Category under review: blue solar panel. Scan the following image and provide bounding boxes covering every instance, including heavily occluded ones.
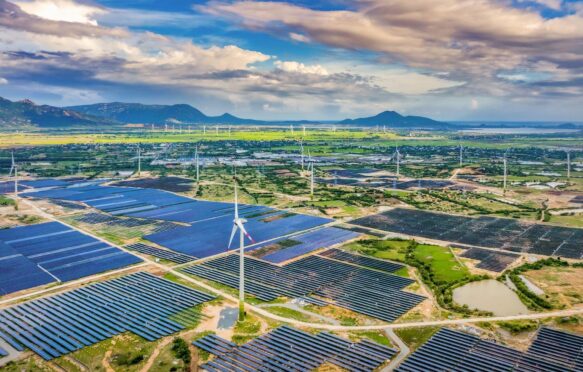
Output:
[146,212,332,258]
[0,222,142,295]
[259,227,360,263]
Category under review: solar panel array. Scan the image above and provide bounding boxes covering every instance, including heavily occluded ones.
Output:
[351,208,583,259]
[527,327,583,371]
[125,243,196,264]
[145,210,331,258]
[183,254,424,322]
[397,328,576,372]
[0,222,142,295]
[0,272,215,360]
[459,247,519,272]
[319,248,404,273]
[251,227,361,263]
[28,184,332,259]
[194,325,396,372]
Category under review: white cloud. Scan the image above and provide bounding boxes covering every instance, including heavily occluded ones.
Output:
[203,0,583,97]
[275,61,328,75]
[0,77,7,84]
[289,32,310,42]
[13,0,105,25]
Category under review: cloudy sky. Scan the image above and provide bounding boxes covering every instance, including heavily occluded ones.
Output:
[1,0,582,121]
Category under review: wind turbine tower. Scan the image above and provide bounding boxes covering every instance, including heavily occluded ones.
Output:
[567,151,571,179]
[9,151,18,196]
[137,145,141,176]
[503,152,508,192]
[310,162,315,197]
[395,147,401,176]
[459,145,463,167]
[195,145,200,182]
[303,126,306,136]
[228,183,255,320]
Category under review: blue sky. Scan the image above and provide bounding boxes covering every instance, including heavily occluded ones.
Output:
[0,0,582,121]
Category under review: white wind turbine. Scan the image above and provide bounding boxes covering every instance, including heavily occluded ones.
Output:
[9,151,18,196]
[300,141,305,171]
[459,145,463,167]
[394,146,401,176]
[566,151,571,179]
[503,150,509,192]
[227,182,255,320]
[195,145,200,182]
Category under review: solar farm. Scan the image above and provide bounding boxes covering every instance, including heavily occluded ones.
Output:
[194,325,397,371]
[397,327,583,371]
[183,252,425,322]
[0,136,581,370]
[0,272,214,360]
[351,208,583,259]
[0,221,142,295]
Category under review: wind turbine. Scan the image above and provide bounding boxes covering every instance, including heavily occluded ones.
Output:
[300,141,305,171]
[567,151,571,179]
[195,145,200,182]
[394,146,401,176]
[503,150,508,192]
[310,161,315,196]
[302,126,306,136]
[9,151,18,196]
[459,145,463,167]
[227,183,255,320]
[137,145,141,176]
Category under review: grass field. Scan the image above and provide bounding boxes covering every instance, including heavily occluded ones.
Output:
[413,244,470,283]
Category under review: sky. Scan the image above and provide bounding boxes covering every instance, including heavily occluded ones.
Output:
[0,0,583,121]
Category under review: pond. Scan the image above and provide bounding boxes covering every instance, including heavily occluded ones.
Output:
[453,279,529,316]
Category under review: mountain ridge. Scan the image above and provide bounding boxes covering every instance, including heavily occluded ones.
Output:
[0,96,447,129]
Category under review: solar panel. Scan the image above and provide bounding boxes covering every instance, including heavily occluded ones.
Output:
[195,325,396,371]
[0,272,215,360]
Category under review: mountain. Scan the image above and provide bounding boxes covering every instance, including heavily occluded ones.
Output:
[0,97,112,128]
[339,110,448,129]
[68,102,264,125]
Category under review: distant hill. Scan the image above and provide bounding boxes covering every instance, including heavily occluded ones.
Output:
[0,96,112,128]
[68,102,264,125]
[1,95,447,129]
[339,110,448,129]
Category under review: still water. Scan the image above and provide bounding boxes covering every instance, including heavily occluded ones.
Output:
[453,280,529,316]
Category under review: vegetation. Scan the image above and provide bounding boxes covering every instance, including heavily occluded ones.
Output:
[395,326,440,350]
[498,320,539,334]
[171,337,191,366]
[501,258,569,310]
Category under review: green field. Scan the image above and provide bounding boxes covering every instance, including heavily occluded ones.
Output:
[413,244,469,283]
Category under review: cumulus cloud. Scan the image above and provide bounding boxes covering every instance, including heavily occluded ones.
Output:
[13,0,105,25]
[0,77,7,84]
[275,61,328,75]
[202,0,583,97]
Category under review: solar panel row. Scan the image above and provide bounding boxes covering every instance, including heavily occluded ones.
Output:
[459,247,519,272]
[351,208,583,259]
[397,328,574,372]
[146,211,331,258]
[0,272,215,360]
[183,254,424,322]
[195,325,396,372]
[0,222,142,295]
[125,243,196,264]
[255,227,361,263]
[527,327,583,370]
[318,248,404,273]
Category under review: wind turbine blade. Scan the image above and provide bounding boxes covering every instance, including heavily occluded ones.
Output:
[228,224,238,249]
[237,221,255,243]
